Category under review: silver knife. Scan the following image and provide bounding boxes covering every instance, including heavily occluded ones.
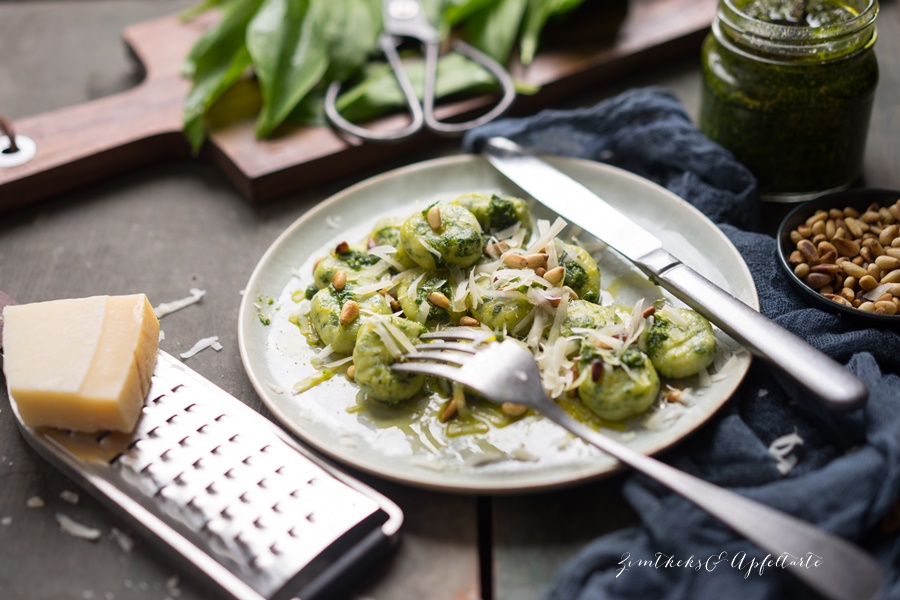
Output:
[481,137,867,410]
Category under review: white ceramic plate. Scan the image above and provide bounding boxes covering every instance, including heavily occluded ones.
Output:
[238,155,757,493]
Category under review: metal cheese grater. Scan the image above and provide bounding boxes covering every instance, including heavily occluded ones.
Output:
[6,350,403,600]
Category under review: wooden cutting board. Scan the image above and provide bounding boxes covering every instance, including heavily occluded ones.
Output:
[0,0,716,213]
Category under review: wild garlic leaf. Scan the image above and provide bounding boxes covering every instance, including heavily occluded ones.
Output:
[179,0,228,26]
[462,0,528,64]
[247,0,329,137]
[443,0,501,27]
[183,0,262,152]
[313,0,382,81]
[520,0,584,64]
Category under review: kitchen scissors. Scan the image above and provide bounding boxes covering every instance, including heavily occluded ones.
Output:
[324,0,517,142]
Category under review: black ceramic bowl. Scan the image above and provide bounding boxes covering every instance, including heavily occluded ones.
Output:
[777,188,900,327]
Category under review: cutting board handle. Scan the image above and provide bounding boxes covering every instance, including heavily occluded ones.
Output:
[0,78,188,212]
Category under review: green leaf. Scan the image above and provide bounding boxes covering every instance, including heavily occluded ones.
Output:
[443,0,500,27]
[182,0,262,153]
[178,0,227,24]
[335,52,499,123]
[286,87,327,127]
[461,0,527,64]
[520,0,584,64]
[247,0,329,138]
[312,0,382,81]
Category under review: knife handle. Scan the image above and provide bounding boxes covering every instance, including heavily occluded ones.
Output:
[639,249,868,410]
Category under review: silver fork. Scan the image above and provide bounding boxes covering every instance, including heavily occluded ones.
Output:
[392,330,884,600]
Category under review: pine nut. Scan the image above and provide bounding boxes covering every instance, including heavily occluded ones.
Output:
[875,301,897,315]
[427,205,442,230]
[332,270,347,290]
[806,210,828,225]
[501,402,527,417]
[427,291,451,309]
[502,253,528,268]
[881,269,900,284]
[459,316,479,327]
[346,365,356,381]
[543,266,566,285]
[846,218,864,238]
[858,275,878,291]
[339,300,360,325]
[484,241,509,256]
[797,239,818,263]
[832,237,860,257]
[804,273,833,289]
[823,293,852,307]
[840,261,867,279]
[524,253,549,269]
[875,255,900,271]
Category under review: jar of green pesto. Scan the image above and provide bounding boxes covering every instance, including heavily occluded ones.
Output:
[699,0,879,202]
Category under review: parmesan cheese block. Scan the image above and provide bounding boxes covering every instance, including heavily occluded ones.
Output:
[2,294,159,433]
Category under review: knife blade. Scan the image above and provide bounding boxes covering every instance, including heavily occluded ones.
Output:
[481,136,867,410]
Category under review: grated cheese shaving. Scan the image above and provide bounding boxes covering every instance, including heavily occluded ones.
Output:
[644,403,687,430]
[374,321,404,359]
[383,319,418,354]
[367,245,406,271]
[419,238,442,259]
[56,513,101,541]
[417,299,431,324]
[493,222,521,241]
[697,367,712,388]
[768,431,804,475]
[348,259,392,281]
[661,305,688,328]
[526,217,567,255]
[153,288,206,319]
[406,272,425,305]
[352,277,395,296]
[322,356,354,369]
[180,336,220,360]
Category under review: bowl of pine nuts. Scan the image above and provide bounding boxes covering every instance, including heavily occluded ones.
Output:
[777,188,900,325]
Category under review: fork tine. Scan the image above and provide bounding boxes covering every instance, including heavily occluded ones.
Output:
[420,330,489,342]
[392,362,463,381]
[403,350,468,366]
[412,341,478,354]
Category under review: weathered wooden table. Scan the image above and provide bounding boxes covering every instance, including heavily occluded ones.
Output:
[0,2,897,599]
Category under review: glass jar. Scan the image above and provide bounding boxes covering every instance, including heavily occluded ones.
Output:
[699,0,879,202]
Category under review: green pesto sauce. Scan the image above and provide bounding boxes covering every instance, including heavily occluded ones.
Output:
[699,0,878,195]
[341,250,382,271]
[742,0,860,26]
[486,194,519,231]
[564,261,588,291]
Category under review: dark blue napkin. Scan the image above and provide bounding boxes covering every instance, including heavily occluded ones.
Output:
[463,87,900,600]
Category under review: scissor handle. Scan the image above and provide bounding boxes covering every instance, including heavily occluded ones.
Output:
[423,39,516,135]
[325,35,425,143]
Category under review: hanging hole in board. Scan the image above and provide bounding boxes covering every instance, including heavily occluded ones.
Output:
[0,134,36,168]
